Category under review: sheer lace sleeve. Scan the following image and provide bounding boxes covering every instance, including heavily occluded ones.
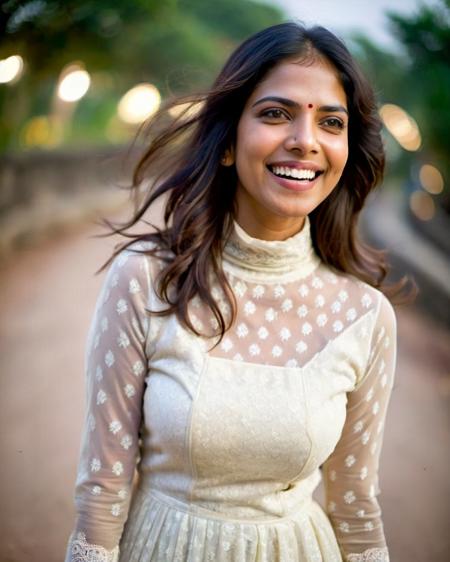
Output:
[322,293,397,562]
[65,247,151,562]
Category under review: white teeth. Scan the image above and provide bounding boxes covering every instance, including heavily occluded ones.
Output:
[271,166,317,180]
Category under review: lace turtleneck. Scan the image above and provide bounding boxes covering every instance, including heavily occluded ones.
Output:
[222,216,321,282]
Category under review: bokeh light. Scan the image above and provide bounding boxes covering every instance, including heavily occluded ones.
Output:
[0,55,24,84]
[409,190,435,221]
[117,84,161,124]
[379,103,421,151]
[419,164,444,195]
[57,65,91,102]
[21,116,54,147]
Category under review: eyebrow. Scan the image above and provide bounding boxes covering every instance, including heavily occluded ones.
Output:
[252,96,348,115]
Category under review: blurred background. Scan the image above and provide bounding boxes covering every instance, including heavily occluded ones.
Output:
[0,1,448,561]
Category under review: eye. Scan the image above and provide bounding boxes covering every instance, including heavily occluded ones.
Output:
[260,108,289,120]
[321,117,345,130]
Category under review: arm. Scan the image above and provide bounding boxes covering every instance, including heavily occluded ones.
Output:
[65,248,151,562]
[322,294,397,562]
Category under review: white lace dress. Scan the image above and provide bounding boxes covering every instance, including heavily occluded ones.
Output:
[65,218,395,562]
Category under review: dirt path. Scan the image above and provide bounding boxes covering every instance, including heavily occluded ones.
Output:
[0,222,448,562]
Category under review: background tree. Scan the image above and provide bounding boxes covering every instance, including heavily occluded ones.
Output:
[352,0,449,213]
[387,0,450,181]
[0,0,283,149]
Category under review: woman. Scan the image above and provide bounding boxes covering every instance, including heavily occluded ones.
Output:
[66,22,399,562]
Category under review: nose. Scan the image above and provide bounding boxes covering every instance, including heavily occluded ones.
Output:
[284,115,319,154]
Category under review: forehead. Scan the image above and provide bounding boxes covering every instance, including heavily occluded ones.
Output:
[248,58,347,106]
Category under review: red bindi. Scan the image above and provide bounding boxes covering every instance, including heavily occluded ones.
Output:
[307,103,313,108]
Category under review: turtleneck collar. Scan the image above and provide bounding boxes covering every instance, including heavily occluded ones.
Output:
[222,217,321,283]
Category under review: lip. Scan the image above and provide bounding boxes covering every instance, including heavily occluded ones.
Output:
[267,167,322,192]
[268,160,324,172]
[266,161,325,192]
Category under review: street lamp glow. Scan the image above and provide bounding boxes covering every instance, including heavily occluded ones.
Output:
[118,84,161,124]
[409,191,435,221]
[419,164,444,195]
[58,69,91,102]
[0,55,24,84]
[379,103,421,151]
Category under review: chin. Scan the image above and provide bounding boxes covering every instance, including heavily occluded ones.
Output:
[272,202,318,219]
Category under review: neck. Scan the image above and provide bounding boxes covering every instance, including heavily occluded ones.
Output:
[234,213,306,242]
[222,216,320,283]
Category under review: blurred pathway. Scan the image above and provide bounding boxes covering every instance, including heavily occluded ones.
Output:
[0,222,449,562]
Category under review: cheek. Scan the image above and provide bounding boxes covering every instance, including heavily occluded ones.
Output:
[327,137,349,172]
[236,121,278,163]
[338,146,349,171]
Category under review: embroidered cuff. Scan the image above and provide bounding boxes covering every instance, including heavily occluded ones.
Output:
[66,532,119,562]
[347,547,389,562]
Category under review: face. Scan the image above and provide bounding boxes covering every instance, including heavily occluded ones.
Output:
[231,56,349,240]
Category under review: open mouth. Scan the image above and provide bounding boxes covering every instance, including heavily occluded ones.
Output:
[268,165,324,182]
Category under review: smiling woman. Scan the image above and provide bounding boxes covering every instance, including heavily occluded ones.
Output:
[65,22,401,562]
[231,58,349,239]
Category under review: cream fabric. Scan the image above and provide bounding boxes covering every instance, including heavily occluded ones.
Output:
[65,218,396,562]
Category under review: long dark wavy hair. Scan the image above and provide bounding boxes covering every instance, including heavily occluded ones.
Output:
[100,22,406,339]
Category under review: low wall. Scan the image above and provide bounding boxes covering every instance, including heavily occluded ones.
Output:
[363,191,450,326]
[0,147,137,257]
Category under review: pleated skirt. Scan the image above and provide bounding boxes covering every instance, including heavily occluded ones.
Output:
[119,487,343,562]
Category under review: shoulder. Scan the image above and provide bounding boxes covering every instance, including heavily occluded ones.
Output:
[372,291,397,347]
[331,269,394,315]
[108,239,167,278]
[356,282,396,331]
[319,266,396,337]
[103,241,175,317]
[348,279,397,348]
[103,241,159,298]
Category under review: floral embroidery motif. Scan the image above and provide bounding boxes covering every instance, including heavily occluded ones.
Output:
[132,360,144,376]
[68,532,119,562]
[112,461,123,476]
[124,384,136,398]
[120,434,132,450]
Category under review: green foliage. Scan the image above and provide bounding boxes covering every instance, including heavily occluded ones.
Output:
[387,1,450,170]
[178,0,282,42]
[351,0,450,190]
[0,0,284,150]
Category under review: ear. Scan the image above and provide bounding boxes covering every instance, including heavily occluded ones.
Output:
[220,147,235,166]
